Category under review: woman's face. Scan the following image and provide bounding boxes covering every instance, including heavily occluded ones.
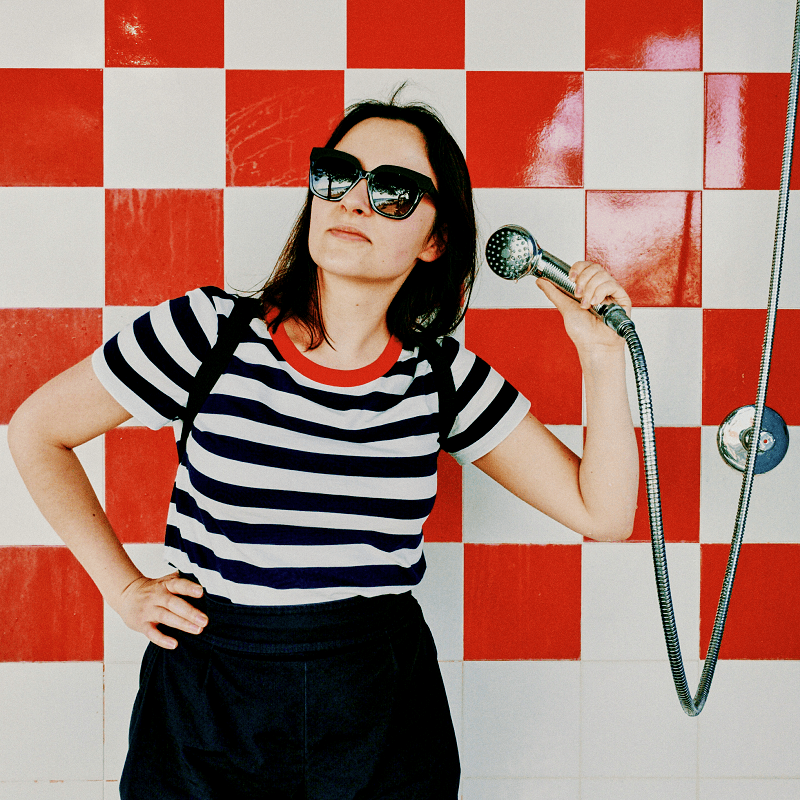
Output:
[308,117,442,294]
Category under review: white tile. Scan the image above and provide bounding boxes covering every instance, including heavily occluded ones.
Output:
[103,782,121,800]
[101,306,154,343]
[0,782,104,800]
[700,426,800,543]
[699,779,800,800]
[224,187,307,296]
[702,190,800,310]
[462,426,584,544]
[224,0,346,69]
[344,70,467,154]
[104,69,226,189]
[582,542,700,662]
[0,188,104,308]
[465,0,584,72]
[584,73,704,190]
[471,189,586,309]
[704,0,798,73]
[0,0,104,68]
[698,661,800,778]
[624,308,703,427]
[581,661,699,777]
[1,429,104,546]
[463,661,580,778]
[0,663,103,780]
[412,542,463,661]
[439,660,464,760]
[104,544,170,663]
[581,778,697,800]
[104,662,142,783]
[463,777,579,800]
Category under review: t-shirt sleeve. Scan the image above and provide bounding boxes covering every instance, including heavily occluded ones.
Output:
[441,338,531,465]
[91,286,235,430]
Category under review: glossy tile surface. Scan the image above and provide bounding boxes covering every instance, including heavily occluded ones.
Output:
[705,73,800,189]
[586,191,702,307]
[105,0,224,67]
[467,72,583,188]
[586,0,702,70]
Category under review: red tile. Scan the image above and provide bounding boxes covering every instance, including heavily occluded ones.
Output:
[586,191,701,307]
[347,0,463,69]
[105,189,224,307]
[105,0,224,67]
[0,547,103,661]
[423,452,462,543]
[586,0,702,70]
[628,427,701,543]
[701,543,800,659]
[464,544,582,660]
[226,71,344,187]
[705,74,800,189]
[0,308,103,425]
[702,309,800,426]
[467,72,583,188]
[465,308,583,425]
[0,69,103,187]
[105,427,179,544]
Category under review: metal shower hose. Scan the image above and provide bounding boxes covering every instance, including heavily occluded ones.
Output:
[626,0,800,716]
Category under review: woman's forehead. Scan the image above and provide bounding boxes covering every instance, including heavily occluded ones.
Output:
[334,118,435,181]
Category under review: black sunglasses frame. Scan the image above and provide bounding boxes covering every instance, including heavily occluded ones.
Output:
[309,147,437,220]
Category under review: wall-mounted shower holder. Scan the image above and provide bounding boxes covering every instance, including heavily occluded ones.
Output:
[717,405,789,474]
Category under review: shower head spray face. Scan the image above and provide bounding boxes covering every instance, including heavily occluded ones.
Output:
[485,224,542,280]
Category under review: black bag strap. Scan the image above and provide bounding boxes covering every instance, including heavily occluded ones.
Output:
[176,296,262,462]
[419,337,458,449]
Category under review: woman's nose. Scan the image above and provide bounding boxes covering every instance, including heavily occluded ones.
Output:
[340,176,372,215]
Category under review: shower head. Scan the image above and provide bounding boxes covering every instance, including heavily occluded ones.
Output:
[484,223,634,337]
[485,224,543,280]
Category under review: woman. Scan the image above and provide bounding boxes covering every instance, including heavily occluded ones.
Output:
[8,97,638,799]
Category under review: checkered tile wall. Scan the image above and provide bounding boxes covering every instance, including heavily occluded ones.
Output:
[2,1,800,798]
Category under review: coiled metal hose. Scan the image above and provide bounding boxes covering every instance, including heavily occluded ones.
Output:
[628,0,800,716]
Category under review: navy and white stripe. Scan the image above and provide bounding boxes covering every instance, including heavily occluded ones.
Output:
[93,287,530,605]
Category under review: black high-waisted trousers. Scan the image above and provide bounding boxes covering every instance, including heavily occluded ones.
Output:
[119,587,460,799]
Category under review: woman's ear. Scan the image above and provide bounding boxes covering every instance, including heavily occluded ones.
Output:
[418,224,447,263]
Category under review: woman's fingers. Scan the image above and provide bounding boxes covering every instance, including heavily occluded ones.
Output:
[117,573,208,649]
[568,262,631,313]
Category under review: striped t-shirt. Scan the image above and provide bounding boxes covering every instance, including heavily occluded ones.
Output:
[93,287,530,605]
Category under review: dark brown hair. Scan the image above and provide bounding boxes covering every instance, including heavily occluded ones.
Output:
[258,93,477,349]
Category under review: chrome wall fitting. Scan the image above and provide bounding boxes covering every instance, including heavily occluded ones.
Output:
[718,405,789,474]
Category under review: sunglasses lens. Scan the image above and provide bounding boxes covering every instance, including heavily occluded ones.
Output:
[369,173,419,218]
[310,156,358,200]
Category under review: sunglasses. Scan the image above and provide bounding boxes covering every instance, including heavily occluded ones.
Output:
[309,147,437,220]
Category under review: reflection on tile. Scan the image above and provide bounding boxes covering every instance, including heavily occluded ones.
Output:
[705,74,800,190]
[586,191,701,307]
[467,72,583,188]
[586,0,702,70]
[105,0,224,68]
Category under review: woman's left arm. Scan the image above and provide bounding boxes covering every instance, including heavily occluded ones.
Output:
[473,263,639,542]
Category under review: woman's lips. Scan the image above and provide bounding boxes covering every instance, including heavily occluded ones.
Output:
[328,226,371,242]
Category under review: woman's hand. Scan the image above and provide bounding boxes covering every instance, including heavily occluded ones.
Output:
[114,572,208,650]
[536,261,631,353]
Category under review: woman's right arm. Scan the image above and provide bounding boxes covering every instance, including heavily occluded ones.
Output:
[7,355,207,649]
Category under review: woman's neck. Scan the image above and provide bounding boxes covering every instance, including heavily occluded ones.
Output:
[283,276,396,370]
